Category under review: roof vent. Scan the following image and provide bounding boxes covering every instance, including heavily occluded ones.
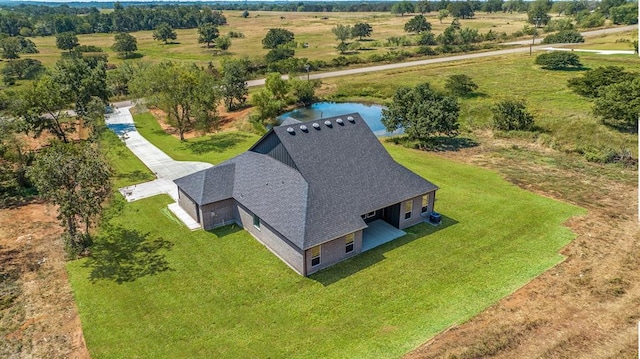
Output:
[286,127,295,134]
[324,120,332,127]
[300,125,308,132]
[312,123,320,130]
[347,116,355,123]
[336,118,344,125]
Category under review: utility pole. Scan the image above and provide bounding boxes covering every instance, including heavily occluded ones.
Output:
[530,17,541,56]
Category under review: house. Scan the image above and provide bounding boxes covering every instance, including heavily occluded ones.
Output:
[174,113,438,276]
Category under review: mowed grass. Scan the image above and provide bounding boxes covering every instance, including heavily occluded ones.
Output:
[324,50,640,157]
[27,10,535,68]
[67,141,583,358]
[100,129,155,188]
[132,112,260,164]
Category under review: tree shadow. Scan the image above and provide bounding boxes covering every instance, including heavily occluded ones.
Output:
[114,170,154,184]
[386,136,479,152]
[312,214,458,286]
[185,132,252,155]
[84,226,173,284]
[206,223,242,237]
[122,53,144,60]
[461,91,489,99]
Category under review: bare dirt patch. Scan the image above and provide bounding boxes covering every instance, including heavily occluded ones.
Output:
[0,202,89,359]
[150,104,252,139]
[405,138,640,358]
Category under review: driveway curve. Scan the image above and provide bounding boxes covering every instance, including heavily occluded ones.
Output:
[105,105,212,202]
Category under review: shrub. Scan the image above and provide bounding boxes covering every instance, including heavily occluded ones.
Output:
[228,31,245,38]
[76,45,104,53]
[492,99,534,131]
[541,29,584,44]
[535,51,582,70]
[445,74,478,96]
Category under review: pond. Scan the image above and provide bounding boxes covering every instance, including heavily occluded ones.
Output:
[278,102,403,137]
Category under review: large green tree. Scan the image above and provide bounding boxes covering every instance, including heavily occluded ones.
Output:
[27,141,111,253]
[391,0,415,16]
[131,61,221,140]
[111,32,138,58]
[52,57,109,118]
[382,82,460,144]
[352,22,373,40]
[14,74,74,143]
[262,28,294,49]
[197,23,220,48]
[221,58,250,111]
[55,31,79,51]
[153,23,177,44]
[265,72,289,102]
[528,0,552,26]
[404,14,432,34]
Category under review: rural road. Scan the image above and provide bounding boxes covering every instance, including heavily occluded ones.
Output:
[246,25,637,87]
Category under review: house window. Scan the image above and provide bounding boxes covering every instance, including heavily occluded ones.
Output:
[421,195,428,214]
[253,214,260,230]
[345,233,354,253]
[404,200,413,220]
[311,246,321,266]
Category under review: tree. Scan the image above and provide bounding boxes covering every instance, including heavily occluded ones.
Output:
[492,99,534,131]
[265,72,289,102]
[289,77,319,106]
[593,77,640,131]
[352,22,373,40]
[382,82,460,144]
[198,23,219,48]
[1,58,44,80]
[131,62,220,140]
[216,36,231,51]
[528,0,552,26]
[445,74,478,96]
[535,51,582,70]
[27,141,111,254]
[13,75,74,143]
[242,10,250,18]
[483,0,505,13]
[221,58,249,111]
[55,32,79,51]
[107,61,144,97]
[609,3,639,25]
[265,48,295,63]
[262,28,295,49]
[404,15,432,34]
[52,57,109,118]
[447,2,475,19]
[153,23,177,44]
[251,88,284,123]
[332,24,353,47]
[541,30,584,44]
[438,9,450,24]
[0,36,21,59]
[111,32,137,58]
[391,1,415,16]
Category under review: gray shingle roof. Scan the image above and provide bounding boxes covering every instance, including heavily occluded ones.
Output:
[175,113,438,250]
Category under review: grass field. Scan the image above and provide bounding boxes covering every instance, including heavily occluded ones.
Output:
[26,10,538,68]
[67,138,583,358]
[322,50,640,159]
[132,111,260,164]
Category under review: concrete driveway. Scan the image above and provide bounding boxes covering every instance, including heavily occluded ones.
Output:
[105,105,212,203]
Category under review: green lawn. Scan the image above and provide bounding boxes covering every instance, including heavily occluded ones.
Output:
[68,142,583,358]
[100,129,155,188]
[132,112,260,164]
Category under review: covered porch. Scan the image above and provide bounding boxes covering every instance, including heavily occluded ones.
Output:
[361,219,406,252]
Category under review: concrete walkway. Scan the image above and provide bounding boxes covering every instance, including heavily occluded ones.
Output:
[105,105,212,230]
